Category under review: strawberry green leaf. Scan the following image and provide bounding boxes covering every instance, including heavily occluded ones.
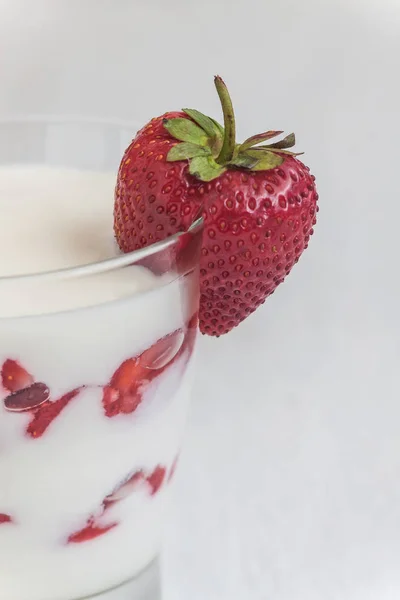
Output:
[230,152,259,169]
[266,132,296,149]
[189,156,226,182]
[246,149,284,170]
[240,131,283,152]
[209,118,224,154]
[163,118,209,146]
[182,109,221,140]
[167,142,211,162]
[264,148,304,156]
[210,117,224,137]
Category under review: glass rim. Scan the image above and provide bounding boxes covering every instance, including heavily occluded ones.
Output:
[0,115,203,283]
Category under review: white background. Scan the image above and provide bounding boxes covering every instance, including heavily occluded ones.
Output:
[1,1,400,599]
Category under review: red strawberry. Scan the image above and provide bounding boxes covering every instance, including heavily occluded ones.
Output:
[1,359,33,393]
[0,514,12,524]
[26,387,81,439]
[102,328,188,418]
[67,520,117,544]
[102,359,143,417]
[114,76,318,336]
[67,465,168,544]
[136,219,203,277]
[109,358,143,395]
[103,470,144,508]
[146,466,167,495]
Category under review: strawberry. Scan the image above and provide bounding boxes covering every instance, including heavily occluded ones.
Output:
[103,470,144,508]
[146,466,166,495]
[1,359,33,393]
[26,387,82,439]
[0,514,12,524]
[114,76,318,336]
[67,520,117,544]
[0,359,82,437]
[67,465,167,544]
[102,326,191,418]
[102,359,143,417]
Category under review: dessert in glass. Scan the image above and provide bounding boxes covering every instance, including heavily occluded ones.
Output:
[0,118,202,600]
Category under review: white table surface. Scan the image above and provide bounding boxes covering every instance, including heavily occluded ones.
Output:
[1,1,400,599]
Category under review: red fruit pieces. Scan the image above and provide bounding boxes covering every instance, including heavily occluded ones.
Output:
[102,385,143,418]
[0,514,12,524]
[103,329,185,418]
[1,359,33,393]
[104,465,168,500]
[146,466,167,495]
[0,359,83,439]
[106,466,167,505]
[66,465,168,545]
[110,358,143,396]
[67,520,117,544]
[102,357,144,417]
[102,385,122,418]
[103,470,144,508]
[26,387,81,439]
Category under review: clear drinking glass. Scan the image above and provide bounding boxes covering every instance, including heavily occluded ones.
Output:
[0,119,202,600]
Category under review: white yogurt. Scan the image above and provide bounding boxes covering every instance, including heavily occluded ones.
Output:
[0,166,118,276]
[0,166,198,600]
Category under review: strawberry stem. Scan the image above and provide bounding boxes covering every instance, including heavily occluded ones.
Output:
[214,76,236,165]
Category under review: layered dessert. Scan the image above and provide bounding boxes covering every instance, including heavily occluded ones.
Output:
[0,166,198,600]
[0,76,319,600]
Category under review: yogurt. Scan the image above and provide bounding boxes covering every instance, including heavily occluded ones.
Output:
[0,166,199,600]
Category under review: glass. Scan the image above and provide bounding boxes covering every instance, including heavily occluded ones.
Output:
[0,119,203,600]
